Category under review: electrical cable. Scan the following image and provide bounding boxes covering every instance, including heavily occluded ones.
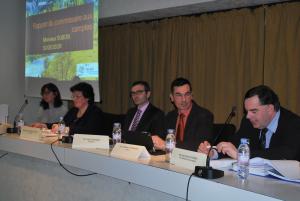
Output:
[186,173,194,201]
[50,139,97,177]
[0,152,8,159]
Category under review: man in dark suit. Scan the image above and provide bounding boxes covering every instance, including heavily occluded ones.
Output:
[199,85,300,160]
[123,81,164,138]
[152,77,213,152]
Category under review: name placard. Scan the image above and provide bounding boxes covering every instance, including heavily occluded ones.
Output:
[20,126,42,141]
[111,143,150,160]
[72,134,109,150]
[170,148,207,170]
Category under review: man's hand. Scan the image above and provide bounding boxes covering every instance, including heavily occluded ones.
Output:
[198,141,211,154]
[216,142,238,159]
[151,135,165,150]
[198,141,216,158]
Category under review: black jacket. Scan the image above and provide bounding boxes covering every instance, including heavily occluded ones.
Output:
[64,104,105,135]
[232,107,300,160]
[165,102,213,151]
[123,103,165,138]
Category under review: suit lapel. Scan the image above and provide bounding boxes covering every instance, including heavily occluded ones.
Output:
[168,110,178,130]
[269,108,283,147]
[183,104,195,138]
[125,107,137,131]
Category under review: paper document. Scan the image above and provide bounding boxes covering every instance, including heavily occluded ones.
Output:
[211,158,236,170]
[232,157,300,183]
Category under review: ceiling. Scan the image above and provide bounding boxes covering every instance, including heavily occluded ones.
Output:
[99,0,290,26]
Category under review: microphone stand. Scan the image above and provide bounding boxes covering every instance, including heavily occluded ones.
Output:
[7,99,28,133]
[194,106,236,179]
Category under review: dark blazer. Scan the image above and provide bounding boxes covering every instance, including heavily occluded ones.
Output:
[165,102,214,151]
[232,107,300,160]
[64,104,105,135]
[123,103,165,138]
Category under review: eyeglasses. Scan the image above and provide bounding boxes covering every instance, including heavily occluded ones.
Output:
[173,91,192,98]
[130,90,146,96]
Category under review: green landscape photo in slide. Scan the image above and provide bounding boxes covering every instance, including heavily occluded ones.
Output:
[25,0,99,81]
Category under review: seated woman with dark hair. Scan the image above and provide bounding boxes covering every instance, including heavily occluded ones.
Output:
[64,82,105,135]
[32,83,67,128]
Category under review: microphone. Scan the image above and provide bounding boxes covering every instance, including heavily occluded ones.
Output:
[7,99,29,133]
[194,106,236,179]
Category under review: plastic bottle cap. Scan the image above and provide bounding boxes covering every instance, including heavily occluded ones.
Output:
[240,138,249,144]
[113,122,121,127]
[167,129,175,134]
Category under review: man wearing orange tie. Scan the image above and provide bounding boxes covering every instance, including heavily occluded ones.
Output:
[152,77,213,151]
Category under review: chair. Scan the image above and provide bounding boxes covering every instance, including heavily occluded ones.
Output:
[212,123,236,145]
[101,112,126,136]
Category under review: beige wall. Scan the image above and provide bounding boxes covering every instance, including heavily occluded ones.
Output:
[0,0,26,123]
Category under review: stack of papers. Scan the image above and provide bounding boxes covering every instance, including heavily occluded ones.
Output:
[232,157,300,183]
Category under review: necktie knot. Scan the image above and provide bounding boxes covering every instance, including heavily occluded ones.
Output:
[179,113,185,119]
[261,128,268,135]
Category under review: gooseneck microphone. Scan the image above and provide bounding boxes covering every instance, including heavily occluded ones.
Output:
[194,106,236,179]
[7,99,29,133]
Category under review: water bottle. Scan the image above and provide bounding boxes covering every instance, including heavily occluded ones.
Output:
[165,129,176,162]
[112,123,122,146]
[58,117,66,139]
[237,138,250,180]
[16,113,24,134]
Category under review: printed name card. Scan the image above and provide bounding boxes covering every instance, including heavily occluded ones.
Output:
[20,126,42,141]
[72,134,109,149]
[170,148,207,170]
[111,143,150,160]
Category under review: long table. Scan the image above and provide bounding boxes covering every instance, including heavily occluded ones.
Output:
[0,134,299,201]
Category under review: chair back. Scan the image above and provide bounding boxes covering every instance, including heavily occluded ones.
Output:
[101,112,126,136]
[212,123,236,145]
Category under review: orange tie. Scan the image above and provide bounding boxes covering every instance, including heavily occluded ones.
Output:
[176,113,185,142]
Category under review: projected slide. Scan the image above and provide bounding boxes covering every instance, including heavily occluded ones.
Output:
[25,0,99,100]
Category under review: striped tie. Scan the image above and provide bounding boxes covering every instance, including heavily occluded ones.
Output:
[130,109,142,131]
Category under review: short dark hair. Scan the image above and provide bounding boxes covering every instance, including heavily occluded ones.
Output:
[70,82,95,104]
[131,81,150,92]
[170,77,192,93]
[40,83,63,110]
[244,85,280,111]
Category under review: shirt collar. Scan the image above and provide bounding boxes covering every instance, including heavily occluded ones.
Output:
[266,110,280,133]
[137,101,149,112]
[178,102,193,117]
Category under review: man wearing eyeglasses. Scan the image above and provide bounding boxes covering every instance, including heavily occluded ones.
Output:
[152,77,213,151]
[123,81,165,138]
